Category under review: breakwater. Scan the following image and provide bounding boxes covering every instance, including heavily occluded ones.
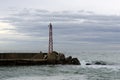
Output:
[0,52,80,66]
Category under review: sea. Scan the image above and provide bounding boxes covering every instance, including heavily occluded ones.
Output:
[0,51,120,80]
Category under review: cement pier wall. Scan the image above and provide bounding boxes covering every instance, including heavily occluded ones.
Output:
[0,53,46,59]
[0,53,80,66]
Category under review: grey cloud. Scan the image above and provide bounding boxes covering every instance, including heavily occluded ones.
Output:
[2,9,120,24]
[1,9,120,45]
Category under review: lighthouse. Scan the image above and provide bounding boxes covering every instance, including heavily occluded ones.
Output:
[48,23,53,54]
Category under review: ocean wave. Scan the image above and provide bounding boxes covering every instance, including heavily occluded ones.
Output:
[4,75,87,80]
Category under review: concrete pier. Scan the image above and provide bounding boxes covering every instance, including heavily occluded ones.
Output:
[0,52,80,66]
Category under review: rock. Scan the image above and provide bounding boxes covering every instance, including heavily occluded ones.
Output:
[65,56,80,65]
[58,53,65,61]
[56,53,65,64]
[93,61,106,65]
[65,56,72,64]
[47,53,58,64]
[52,51,58,55]
[71,58,80,65]
[66,56,72,60]
[85,61,107,65]
[86,63,92,65]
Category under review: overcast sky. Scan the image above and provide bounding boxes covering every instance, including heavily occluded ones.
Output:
[0,0,120,53]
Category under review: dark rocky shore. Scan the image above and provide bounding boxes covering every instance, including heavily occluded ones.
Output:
[0,51,80,66]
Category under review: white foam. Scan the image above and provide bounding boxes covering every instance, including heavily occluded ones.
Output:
[80,60,86,66]
[5,75,87,80]
[81,65,120,72]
